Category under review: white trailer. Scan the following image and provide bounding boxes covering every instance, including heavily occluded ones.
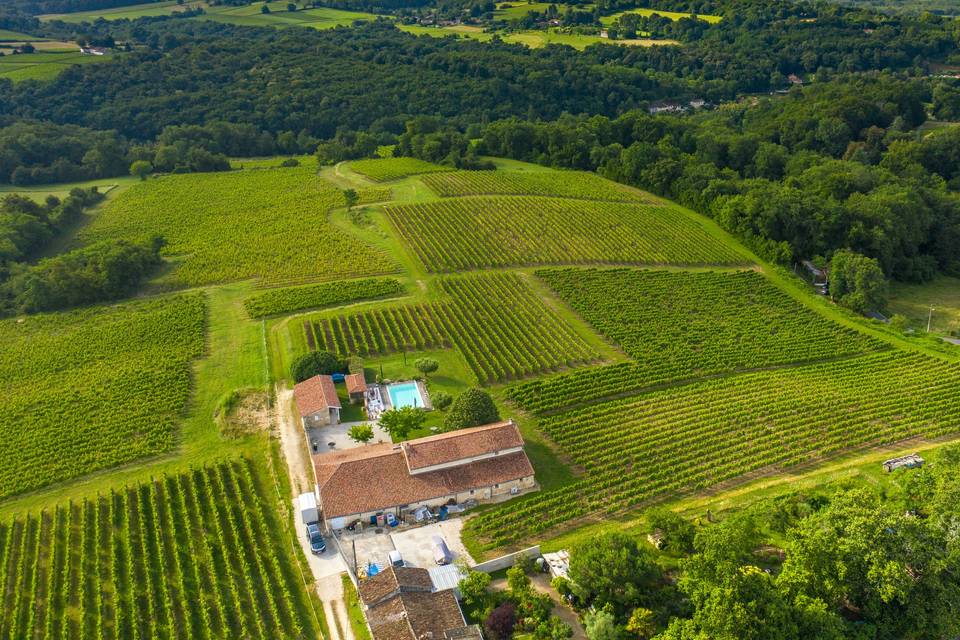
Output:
[298,492,319,524]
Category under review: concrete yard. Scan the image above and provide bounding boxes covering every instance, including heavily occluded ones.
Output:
[391,519,472,569]
[306,420,392,454]
[336,516,474,575]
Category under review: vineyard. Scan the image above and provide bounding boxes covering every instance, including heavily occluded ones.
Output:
[420,170,652,202]
[508,268,886,412]
[0,294,206,500]
[303,272,600,383]
[469,350,960,548]
[80,168,397,287]
[384,196,748,272]
[244,277,405,318]
[348,157,453,182]
[0,459,321,639]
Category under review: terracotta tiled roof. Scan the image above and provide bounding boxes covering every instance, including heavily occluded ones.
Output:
[359,566,433,606]
[346,373,368,395]
[402,421,523,471]
[294,375,341,417]
[315,448,534,519]
[361,572,466,640]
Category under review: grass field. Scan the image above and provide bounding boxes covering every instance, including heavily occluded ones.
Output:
[41,0,381,29]
[385,196,749,272]
[600,7,723,24]
[78,168,398,288]
[0,459,322,639]
[0,294,206,500]
[0,29,41,40]
[0,50,113,82]
[0,176,137,203]
[398,23,678,49]
[888,276,960,334]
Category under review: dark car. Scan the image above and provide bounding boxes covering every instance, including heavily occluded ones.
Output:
[306,522,326,554]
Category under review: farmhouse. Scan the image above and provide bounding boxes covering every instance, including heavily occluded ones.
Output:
[294,374,341,427]
[359,566,482,640]
[314,421,536,528]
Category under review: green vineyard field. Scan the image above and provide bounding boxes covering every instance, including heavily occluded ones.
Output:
[244,277,405,318]
[0,294,206,500]
[508,268,886,412]
[384,196,748,272]
[349,157,453,182]
[303,272,599,383]
[0,459,320,639]
[421,170,652,202]
[80,168,397,287]
[470,351,960,548]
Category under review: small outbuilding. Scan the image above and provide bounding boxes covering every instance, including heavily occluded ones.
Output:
[345,373,368,405]
[883,454,924,473]
[294,374,341,427]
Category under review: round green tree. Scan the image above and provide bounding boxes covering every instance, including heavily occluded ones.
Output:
[444,388,500,431]
[291,350,344,382]
[130,160,153,181]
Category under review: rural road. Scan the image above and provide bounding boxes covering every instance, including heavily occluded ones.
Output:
[277,385,355,640]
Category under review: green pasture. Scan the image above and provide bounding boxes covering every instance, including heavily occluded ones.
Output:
[600,7,723,24]
[0,49,113,82]
[41,0,382,28]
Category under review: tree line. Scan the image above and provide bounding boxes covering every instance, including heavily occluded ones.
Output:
[554,446,960,639]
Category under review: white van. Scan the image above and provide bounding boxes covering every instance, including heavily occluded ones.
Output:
[388,550,403,567]
[432,535,453,565]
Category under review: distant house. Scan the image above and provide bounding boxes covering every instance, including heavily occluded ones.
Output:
[787,73,803,85]
[689,98,707,109]
[345,373,367,405]
[294,374,341,427]
[883,454,924,473]
[648,101,686,115]
[315,421,536,528]
[358,566,482,640]
[79,46,108,56]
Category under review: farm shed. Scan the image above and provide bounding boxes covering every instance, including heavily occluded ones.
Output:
[345,373,368,404]
[883,454,924,473]
[294,374,341,427]
[358,566,477,640]
[314,421,536,528]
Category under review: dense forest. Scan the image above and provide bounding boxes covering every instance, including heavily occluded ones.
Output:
[0,0,959,293]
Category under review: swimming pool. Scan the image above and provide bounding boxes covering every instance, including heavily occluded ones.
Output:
[387,381,426,409]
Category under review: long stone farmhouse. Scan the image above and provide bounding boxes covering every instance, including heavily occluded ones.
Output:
[313,421,536,528]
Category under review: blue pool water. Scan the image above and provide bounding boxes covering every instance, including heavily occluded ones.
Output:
[388,382,425,409]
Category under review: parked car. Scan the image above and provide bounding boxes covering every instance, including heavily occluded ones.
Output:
[306,522,326,554]
[432,535,453,565]
[388,550,403,567]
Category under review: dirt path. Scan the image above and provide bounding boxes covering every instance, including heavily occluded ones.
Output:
[318,574,356,640]
[276,385,312,495]
[490,575,585,639]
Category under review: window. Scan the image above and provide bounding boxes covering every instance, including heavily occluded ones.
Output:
[494,484,499,488]
[470,490,474,495]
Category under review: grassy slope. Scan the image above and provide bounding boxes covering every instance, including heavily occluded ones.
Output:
[888,276,960,334]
